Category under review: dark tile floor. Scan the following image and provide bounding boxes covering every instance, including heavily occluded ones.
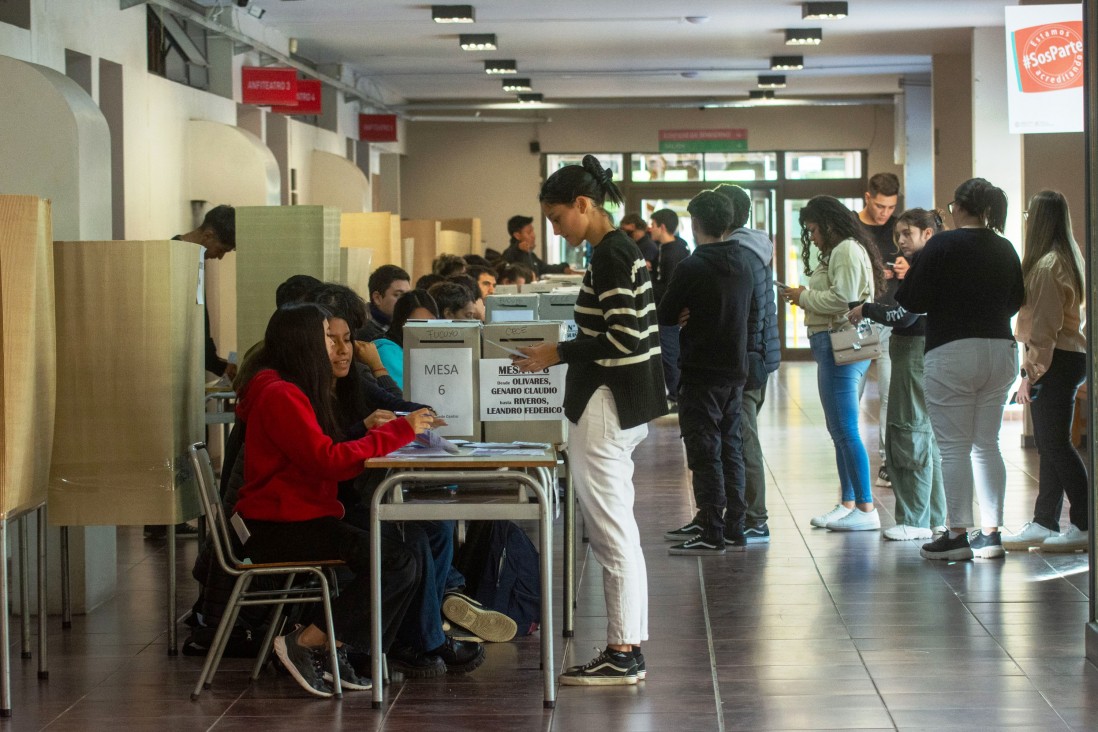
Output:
[4,362,1096,731]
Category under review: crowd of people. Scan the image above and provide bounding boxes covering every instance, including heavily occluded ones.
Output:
[190,161,1089,696]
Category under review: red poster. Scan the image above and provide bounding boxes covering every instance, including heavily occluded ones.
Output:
[271,79,322,115]
[1013,21,1084,93]
[241,67,298,106]
[359,114,398,142]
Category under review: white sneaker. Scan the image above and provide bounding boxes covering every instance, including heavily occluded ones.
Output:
[1041,525,1089,553]
[827,508,881,532]
[883,524,933,541]
[1002,522,1057,550]
[811,504,852,528]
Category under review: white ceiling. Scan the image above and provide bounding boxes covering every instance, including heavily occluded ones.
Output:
[244,0,1018,109]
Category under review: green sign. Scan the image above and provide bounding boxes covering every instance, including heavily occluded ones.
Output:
[659,138,749,153]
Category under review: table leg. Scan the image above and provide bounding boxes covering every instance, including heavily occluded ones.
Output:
[18,517,31,659]
[167,523,178,656]
[562,452,575,638]
[59,527,71,630]
[536,467,556,709]
[36,508,48,680]
[369,495,384,709]
[1,519,11,717]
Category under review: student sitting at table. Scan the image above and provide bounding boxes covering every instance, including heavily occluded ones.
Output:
[233,302,434,697]
[428,281,480,321]
[374,289,440,391]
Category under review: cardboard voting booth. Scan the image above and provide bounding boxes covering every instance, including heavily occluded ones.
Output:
[518,281,557,294]
[403,321,482,440]
[485,293,540,323]
[50,240,204,526]
[481,322,568,444]
[493,284,519,295]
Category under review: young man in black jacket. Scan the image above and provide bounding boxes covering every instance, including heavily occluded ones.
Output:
[658,191,753,555]
[650,208,690,409]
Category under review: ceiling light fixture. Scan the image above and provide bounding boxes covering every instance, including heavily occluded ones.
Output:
[484,59,517,74]
[802,2,848,20]
[247,4,265,19]
[432,5,475,23]
[757,74,787,89]
[517,93,544,104]
[785,28,823,45]
[459,33,497,50]
[502,78,532,92]
[749,90,776,100]
[770,55,804,71]
[684,16,709,24]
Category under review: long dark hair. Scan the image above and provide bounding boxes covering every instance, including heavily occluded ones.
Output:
[953,177,1008,233]
[539,154,625,210]
[895,207,944,238]
[388,289,439,347]
[262,303,340,439]
[799,195,886,295]
[1022,190,1084,304]
[307,288,369,429]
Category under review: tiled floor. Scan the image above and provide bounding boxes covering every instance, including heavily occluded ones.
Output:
[4,362,1096,731]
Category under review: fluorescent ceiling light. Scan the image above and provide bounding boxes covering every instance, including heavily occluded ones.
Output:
[460,34,497,50]
[758,75,787,89]
[517,93,544,104]
[484,59,517,74]
[749,90,776,100]
[771,55,804,71]
[786,28,823,45]
[432,5,475,23]
[502,78,532,92]
[802,2,848,20]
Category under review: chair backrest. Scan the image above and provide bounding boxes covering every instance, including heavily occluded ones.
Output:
[188,442,247,576]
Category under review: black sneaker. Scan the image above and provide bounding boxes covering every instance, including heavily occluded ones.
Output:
[273,627,333,698]
[664,513,705,542]
[920,531,974,561]
[441,591,517,643]
[876,464,891,487]
[560,647,638,686]
[723,528,748,552]
[387,641,446,679]
[321,645,372,691]
[969,530,1005,559]
[632,648,646,681]
[430,637,486,674]
[669,534,726,556]
[743,524,770,543]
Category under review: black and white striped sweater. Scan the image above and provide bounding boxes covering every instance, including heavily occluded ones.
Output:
[558,229,667,429]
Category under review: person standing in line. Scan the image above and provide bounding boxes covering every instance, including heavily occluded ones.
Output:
[501,215,577,277]
[650,208,689,410]
[847,208,946,541]
[780,196,886,532]
[1003,190,1089,553]
[619,212,658,271]
[659,190,753,555]
[857,173,901,488]
[514,155,665,686]
[714,184,781,543]
[897,178,1024,561]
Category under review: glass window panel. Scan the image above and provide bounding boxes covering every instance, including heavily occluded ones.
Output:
[631,153,703,182]
[784,151,862,180]
[543,155,624,266]
[703,152,778,182]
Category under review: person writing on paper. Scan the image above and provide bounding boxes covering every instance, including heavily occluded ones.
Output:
[373,289,440,391]
[780,196,885,532]
[513,155,665,686]
[233,303,433,697]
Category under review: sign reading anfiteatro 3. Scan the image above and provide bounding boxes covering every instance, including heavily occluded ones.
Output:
[1005,4,1083,134]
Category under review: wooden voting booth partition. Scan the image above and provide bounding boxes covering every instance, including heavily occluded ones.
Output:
[341,212,401,295]
[401,219,480,280]
[439,218,481,256]
[0,196,56,715]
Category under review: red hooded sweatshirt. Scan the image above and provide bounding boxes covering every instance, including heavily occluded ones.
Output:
[234,369,415,522]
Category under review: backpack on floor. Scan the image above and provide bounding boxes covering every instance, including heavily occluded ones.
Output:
[454,520,540,636]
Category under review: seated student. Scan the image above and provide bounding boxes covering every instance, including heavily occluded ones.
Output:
[445,274,485,321]
[429,281,479,321]
[496,263,536,287]
[463,253,492,268]
[374,289,440,391]
[359,265,411,342]
[466,265,497,299]
[432,253,467,278]
[233,303,433,697]
[415,273,445,291]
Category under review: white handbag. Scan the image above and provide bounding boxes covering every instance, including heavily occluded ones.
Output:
[829,321,883,365]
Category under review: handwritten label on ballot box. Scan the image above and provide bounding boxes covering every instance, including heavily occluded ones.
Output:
[408,347,474,435]
[479,360,567,421]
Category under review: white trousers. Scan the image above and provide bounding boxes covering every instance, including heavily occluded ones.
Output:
[567,386,649,646]
[924,338,1018,528]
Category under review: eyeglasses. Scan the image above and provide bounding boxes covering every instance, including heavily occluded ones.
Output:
[946,201,955,214]
[1023,211,1029,221]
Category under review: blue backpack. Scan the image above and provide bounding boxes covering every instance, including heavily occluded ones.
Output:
[455,520,541,636]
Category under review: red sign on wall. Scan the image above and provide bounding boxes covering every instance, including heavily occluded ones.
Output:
[359,114,398,142]
[1012,21,1084,93]
[271,79,323,115]
[241,67,298,106]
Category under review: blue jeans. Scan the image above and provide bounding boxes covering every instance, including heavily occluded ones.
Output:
[809,331,872,505]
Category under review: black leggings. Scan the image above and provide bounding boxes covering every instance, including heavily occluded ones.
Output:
[1030,349,1088,531]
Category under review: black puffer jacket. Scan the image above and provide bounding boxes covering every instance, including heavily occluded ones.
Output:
[730,227,781,389]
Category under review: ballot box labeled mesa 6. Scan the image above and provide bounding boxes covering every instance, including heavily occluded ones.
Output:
[403,320,481,440]
[481,321,568,444]
[485,293,539,323]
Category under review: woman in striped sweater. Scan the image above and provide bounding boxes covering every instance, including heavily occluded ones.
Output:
[514,155,666,686]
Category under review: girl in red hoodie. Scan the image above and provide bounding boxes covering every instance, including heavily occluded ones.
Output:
[234,303,432,697]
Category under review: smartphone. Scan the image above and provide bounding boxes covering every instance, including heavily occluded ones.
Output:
[774,280,790,289]
[1009,383,1042,404]
[885,262,896,269]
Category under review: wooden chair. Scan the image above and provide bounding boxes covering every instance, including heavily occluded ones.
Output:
[186,443,346,699]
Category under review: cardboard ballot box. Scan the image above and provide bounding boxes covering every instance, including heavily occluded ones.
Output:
[492,284,519,296]
[518,281,557,294]
[538,290,579,341]
[403,320,482,440]
[485,293,540,323]
[481,321,568,445]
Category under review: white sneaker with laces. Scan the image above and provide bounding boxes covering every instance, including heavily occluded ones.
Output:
[1041,524,1089,553]
[883,524,933,541]
[827,508,881,532]
[811,504,853,528]
[1002,522,1057,550]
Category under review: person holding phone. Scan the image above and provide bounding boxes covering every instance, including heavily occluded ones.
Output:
[781,196,886,532]
[1003,191,1088,553]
